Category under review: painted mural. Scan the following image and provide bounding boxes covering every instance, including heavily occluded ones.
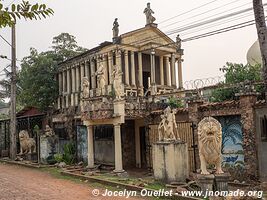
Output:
[216,116,244,168]
[77,125,88,163]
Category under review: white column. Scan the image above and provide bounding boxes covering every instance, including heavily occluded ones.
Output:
[85,60,89,79]
[150,49,156,85]
[90,58,96,89]
[160,56,164,85]
[165,56,171,86]
[113,123,124,173]
[108,52,113,85]
[66,68,71,107]
[124,51,129,85]
[87,125,95,168]
[58,72,62,95]
[178,58,183,89]
[171,53,176,87]
[62,70,66,94]
[75,65,80,106]
[103,54,108,85]
[80,63,85,90]
[138,52,143,94]
[71,67,75,106]
[116,50,122,71]
[131,51,136,86]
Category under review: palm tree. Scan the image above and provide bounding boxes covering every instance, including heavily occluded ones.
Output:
[253,0,267,99]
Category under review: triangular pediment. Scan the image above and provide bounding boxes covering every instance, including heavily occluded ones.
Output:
[120,25,175,48]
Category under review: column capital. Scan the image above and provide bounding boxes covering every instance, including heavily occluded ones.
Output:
[151,49,155,55]
[114,123,121,127]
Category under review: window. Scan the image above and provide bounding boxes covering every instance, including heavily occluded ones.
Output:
[261,115,267,141]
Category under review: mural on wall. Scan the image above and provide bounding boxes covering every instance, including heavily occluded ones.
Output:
[77,125,88,163]
[216,116,244,168]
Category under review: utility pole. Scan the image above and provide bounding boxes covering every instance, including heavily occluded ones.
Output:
[253,0,267,99]
[10,24,17,160]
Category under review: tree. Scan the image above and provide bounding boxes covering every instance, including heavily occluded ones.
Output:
[18,48,58,111]
[0,0,53,28]
[211,62,263,102]
[18,33,87,110]
[52,33,88,62]
[253,0,267,98]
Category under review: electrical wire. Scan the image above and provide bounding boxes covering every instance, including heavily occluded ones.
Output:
[0,34,12,47]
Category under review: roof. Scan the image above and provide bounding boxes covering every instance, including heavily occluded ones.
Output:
[16,106,44,117]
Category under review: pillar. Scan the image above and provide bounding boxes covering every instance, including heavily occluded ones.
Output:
[178,58,183,89]
[87,125,95,168]
[160,56,164,85]
[66,68,71,107]
[150,49,156,85]
[165,56,171,86]
[171,53,176,87]
[131,51,136,86]
[71,67,76,106]
[80,63,85,90]
[85,60,89,79]
[138,52,143,87]
[116,50,122,71]
[113,123,124,172]
[58,72,62,95]
[108,52,113,84]
[62,70,66,94]
[124,51,129,85]
[75,64,80,106]
[90,58,96,89]
[103,54,108,85]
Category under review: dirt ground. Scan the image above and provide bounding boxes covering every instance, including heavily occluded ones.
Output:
[0,162,143,200]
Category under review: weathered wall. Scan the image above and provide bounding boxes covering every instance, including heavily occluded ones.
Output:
[121,120,136,169]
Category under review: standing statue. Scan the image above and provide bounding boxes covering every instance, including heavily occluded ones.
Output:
[44,125,55,137]
[143,2,156,25]
[95,63,106,92]
[158,107,180,141]
[112,65,124,100]
[112,18,119,38]
[176,34,182,50]
[19,130,36,154]
[198,117,224,175]
[82,77,90,98]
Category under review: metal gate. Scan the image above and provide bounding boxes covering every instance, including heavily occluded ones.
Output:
[147,122,197,172]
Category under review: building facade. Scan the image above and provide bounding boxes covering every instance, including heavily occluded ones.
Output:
[53,6,184,172]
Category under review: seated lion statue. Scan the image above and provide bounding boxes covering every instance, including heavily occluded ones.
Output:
[198,117,224,175]
[19,130,36,154]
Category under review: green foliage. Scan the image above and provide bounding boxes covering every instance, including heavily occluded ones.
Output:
[18,33,87,111]
[52,33,88,62]
[54,153,63,163]
[18,48,58,111]
[62,142,76,165]
[211,62,263,102]
[168,96,183,108]
[0,0,53,28]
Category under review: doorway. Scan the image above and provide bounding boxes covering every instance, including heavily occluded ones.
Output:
[139,127,147,168]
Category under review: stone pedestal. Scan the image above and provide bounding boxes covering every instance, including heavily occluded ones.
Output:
[40,135,59,164]
[113,100,125,117]
[153,141,189,183]
[214,173,230,191]
[196,174,214,192]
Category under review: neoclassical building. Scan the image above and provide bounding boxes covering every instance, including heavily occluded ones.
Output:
[53,4,184,172]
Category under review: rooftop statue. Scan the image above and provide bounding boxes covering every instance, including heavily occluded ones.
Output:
[144,2,156,25]
[112,18,119,38]
[176,34,182,50]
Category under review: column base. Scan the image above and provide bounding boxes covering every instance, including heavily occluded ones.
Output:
[113,170,128,177]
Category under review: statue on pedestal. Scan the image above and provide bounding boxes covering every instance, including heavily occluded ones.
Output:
[158,106,180,141]
[112,18,119,38]
[95,63,106,92]
[82,77,90,99]
[112,65,124,100]
[198,117,224,175]
[143,3,156,25]
[19,130,36,154]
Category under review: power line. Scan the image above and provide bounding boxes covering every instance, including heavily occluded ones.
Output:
[161,0,246,29]
[0,34,12,47]
[158,0,221,24]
